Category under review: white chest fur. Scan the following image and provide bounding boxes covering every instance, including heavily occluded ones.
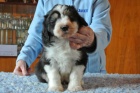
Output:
[44,38,81,76]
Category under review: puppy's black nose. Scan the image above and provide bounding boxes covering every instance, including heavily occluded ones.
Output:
[61,25,69,32]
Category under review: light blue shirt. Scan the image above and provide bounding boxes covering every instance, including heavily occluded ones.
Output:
[17,0,112,73]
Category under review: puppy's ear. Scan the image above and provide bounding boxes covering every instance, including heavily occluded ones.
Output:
[42,12,53,47]
[42,26,49,46]
[70,6,88,27]
[78,16,88,27]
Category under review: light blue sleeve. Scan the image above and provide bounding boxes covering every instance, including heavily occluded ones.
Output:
[16,0,45,67]
[85,0,112,73]
[88,0,112,55]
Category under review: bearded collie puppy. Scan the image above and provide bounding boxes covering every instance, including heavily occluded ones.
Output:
[35,4,89,92]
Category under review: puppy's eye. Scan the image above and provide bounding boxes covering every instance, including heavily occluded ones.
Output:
[50,20,55,23]
[49,20,55,25]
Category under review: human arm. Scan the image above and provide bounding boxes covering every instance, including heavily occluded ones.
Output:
[69,0,112,54]
[13,0,45,75]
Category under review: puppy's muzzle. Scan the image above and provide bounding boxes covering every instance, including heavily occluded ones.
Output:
[61,25,69,32]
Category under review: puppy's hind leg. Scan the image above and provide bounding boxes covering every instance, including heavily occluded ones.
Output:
[68,65,85,91]
[44,65,64,92]
[35,60,48,83]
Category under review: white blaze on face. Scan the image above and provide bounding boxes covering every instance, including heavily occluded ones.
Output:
[53,5,67,15]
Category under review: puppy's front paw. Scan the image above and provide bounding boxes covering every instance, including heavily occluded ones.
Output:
[68,85,83,91]
[48,86,64,92]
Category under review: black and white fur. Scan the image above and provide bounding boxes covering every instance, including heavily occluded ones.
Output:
[35,4,89,92]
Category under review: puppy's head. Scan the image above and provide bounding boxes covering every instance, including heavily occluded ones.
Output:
[43,4,87,41]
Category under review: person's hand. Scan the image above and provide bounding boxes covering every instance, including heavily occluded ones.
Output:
[69,26,95,49]
[13,60,30,76]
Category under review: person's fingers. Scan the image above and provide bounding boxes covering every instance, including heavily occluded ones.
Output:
[69,42,81,49]
[21,65,28,76]
[69,33,87,42]
[13,60,29,76]
[13,67,24,76]
[68,33,88,48]
[78,26,93,35]
[14,71,23,76]
[69,26,95,49]
[69,37,83,44]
